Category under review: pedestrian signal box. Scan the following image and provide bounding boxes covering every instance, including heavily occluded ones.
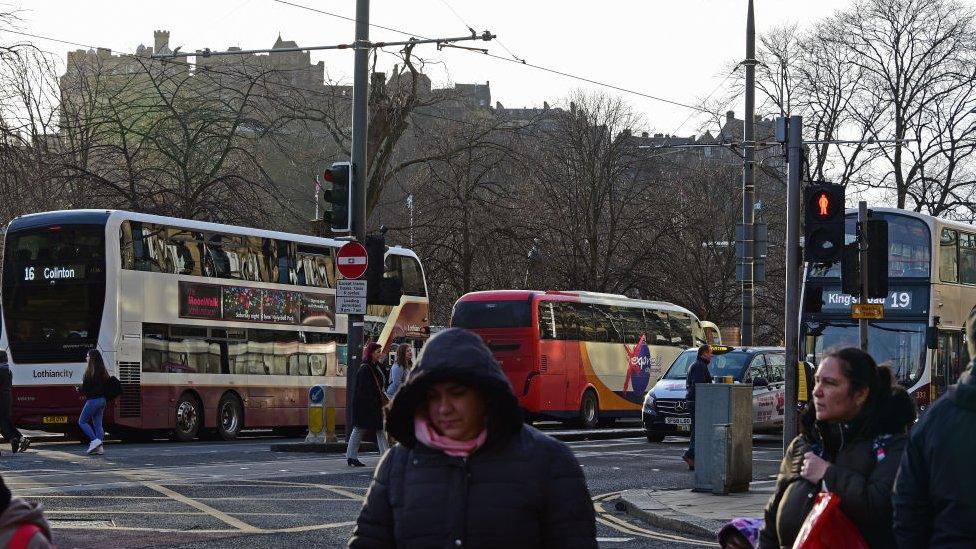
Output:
[803,183,845,263]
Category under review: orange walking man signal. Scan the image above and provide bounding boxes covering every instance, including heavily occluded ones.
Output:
[818,192,830,217]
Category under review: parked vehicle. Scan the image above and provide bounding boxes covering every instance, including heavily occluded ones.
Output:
[642,346,788,442]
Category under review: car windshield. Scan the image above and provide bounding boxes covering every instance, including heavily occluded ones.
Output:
[663,350,751,380]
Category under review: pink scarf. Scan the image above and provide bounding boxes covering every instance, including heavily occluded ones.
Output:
[414,416,487,457]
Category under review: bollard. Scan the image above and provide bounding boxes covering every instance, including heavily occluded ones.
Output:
[306,385,339,443]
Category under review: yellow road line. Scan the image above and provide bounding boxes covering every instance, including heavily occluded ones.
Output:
[140,481,260,533]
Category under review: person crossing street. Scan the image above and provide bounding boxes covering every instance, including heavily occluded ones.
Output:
[0,352,29,455]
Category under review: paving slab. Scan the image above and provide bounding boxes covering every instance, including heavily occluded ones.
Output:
[619,485,773,539]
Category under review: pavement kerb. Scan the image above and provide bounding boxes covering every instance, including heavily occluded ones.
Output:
[618,490,718,540]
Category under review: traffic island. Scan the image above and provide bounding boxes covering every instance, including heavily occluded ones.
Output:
[618,486,773,540]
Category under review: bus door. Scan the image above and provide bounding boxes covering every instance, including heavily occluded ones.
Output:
[934,330,964,399]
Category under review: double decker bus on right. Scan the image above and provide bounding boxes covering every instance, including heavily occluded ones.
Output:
[802,207,974,411]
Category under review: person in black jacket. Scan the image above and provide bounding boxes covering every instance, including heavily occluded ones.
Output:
[683,344,713,470]
[346,342,390,467]
[78,349,109,455]
[0,352,29,454]
[348,328,598,549]
[759,347,916,549]
[893,310,976,547]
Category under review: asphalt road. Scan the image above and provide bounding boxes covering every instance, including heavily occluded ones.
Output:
[0,432,783,548]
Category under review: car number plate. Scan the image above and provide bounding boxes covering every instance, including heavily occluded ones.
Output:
[42,415,68,424]
[677,424,690,432]
[665,417,691,425]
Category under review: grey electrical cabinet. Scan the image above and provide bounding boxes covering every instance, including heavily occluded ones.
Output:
[693,383,753,494]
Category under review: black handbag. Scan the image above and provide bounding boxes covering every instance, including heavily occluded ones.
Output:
[104,376,123,401]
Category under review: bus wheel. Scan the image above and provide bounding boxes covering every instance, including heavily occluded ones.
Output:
[173,394,202,442]
[217,394,243,441]
[579,391,599,430]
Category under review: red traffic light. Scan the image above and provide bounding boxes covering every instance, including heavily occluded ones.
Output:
[809,190,839,219]
[323,169,335,183]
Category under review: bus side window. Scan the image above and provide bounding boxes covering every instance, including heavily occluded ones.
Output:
[667,312,694,347]
[940,228,958,283]
[645,310,672,344]
[538,302,557,339]
[553,302,579,341]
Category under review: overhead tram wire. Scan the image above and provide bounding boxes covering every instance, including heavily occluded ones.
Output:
[1,29,495,130]
[433,0,523,63]
[272,0,712,114]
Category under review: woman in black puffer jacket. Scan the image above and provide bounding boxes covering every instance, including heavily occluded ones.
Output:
[348,328,597,549]
[759,347,917,548]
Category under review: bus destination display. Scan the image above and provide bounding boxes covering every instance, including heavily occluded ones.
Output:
[22,265,86,282]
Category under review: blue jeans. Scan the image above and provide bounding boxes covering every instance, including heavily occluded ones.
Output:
[79,397,105,442]
[684,403,696,460]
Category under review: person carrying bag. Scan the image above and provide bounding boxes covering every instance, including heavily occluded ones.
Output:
[791,479,868,549]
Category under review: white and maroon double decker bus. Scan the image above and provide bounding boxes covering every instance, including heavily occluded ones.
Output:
[1,210,428,441]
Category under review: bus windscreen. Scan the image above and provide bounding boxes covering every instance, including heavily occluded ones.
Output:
[451,300,531,329]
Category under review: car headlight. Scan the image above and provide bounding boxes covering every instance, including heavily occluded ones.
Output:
[643,394,655,412]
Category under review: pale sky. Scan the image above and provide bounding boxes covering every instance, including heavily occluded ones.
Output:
[11,0,862,135]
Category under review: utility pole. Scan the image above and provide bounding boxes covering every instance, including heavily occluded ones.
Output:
[741,0,757,346]
[346,0,370,413]
[783,115,802,449]
[858,201,870,352]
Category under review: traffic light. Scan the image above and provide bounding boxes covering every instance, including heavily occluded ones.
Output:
[364,234,403,306]
[804,183,845,263]
[322,161,352,233]
[842,218,889,298]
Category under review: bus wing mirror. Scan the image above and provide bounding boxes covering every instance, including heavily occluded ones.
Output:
[926,327,938,350]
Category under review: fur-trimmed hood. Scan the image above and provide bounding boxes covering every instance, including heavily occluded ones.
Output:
[385,328,523,448]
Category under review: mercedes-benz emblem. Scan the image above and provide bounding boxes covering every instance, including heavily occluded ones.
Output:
[674,401,686,412]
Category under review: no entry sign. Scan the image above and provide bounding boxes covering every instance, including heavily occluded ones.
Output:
[336,241,368,279]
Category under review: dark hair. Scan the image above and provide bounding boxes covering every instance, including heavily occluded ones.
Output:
[396,344,413,370]
[84,349,109,383]
[697,345,712,359]
[825,347,893,419]
[364,342,382,364]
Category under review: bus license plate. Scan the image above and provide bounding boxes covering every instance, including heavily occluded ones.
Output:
[665,417,691,425]
[42,416,68,424]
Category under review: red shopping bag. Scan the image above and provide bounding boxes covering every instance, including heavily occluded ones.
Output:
[793,490,869,549]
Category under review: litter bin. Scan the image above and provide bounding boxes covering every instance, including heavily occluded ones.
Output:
[693,382,752,494]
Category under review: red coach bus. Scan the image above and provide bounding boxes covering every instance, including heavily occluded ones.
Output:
[1,210,428,441]
[450,290,706,427]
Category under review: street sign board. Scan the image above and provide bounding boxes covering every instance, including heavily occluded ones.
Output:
[336,295,367,315]
[851,303,884,320]
[309,385,324,405]
[337,279,367,298]
[336,242,368,279]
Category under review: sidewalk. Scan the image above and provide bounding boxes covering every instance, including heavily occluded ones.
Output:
[619,482,774,539]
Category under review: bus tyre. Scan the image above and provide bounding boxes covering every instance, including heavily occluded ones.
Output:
[217,394,243,441]
[646,432,665,443]
[579,391,599,430]
[173,394,202,442]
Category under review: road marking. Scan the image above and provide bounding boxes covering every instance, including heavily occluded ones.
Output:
[596,537,634,542]
[139,480,260,533]
[591,491,718,546]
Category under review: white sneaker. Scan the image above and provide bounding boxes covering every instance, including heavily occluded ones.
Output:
[86,439,101,454]
[93,444,104,455]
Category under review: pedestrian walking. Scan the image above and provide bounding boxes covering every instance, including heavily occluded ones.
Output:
[758,347,916,549]
[384,344,413,400]
[78,349,110,455]
[348,328,598,549]
[346,342,390,467]
[0,352,29,455]
[892,309,976,547]
[0,475,53,548]
[683,344,713,470]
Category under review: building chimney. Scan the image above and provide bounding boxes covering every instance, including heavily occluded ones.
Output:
[726,110,735,123]
[154,30,170,53]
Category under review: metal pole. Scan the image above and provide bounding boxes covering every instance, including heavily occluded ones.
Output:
[346,0,370,427]
[741,0,757,346]
[783,115,802,449]
[858,201,869,352]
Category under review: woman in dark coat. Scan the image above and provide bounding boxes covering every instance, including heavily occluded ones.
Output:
[759,347,916,548]
[346,342,389,467]
[348,328,598,549]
